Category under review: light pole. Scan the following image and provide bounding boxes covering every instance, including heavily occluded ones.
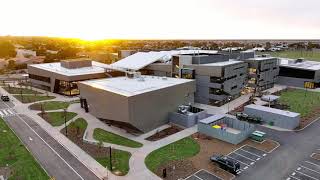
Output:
[227,96,232,113]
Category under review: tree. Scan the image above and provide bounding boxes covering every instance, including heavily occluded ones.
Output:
[265,42,271,50]
[7,60,16,70]
[0,41,16,58]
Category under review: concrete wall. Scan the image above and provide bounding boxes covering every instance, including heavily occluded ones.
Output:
[78,80,196,133]
[198,116,255,144]
[169,111,208,128]
[277,76,311,87]
[244,105,300,130]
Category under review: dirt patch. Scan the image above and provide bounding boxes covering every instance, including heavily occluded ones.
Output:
[156,134,279,180]
[38,113,53,125]
[311,153,320,161]
[297,106,320,130]
[145,125,183,141]
[155,160,197,180]
[0,167,12,179]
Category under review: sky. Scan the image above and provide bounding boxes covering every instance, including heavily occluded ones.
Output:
[0,0,320,40]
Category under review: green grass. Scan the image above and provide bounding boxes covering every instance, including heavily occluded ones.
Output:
[29,101,70,111]
[0,118,49,180]
[257,50,320,61]
[93,128,143,148]
[39,111,77,126]
[67,118,88,130]
[14,95,55,104]
[95,149,131,175]
[279,89,320,117]
[3,87,43,95]
[145,137,200,172]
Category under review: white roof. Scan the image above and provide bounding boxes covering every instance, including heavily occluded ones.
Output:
[111,50,218,71]
[79,75,194,97]
[279,58,320,71]
[29,61,106,76]
[245,104,300,117]
[204,60,244,66]
[199,114,225,124]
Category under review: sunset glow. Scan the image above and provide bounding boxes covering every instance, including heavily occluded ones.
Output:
[1,0,320,40]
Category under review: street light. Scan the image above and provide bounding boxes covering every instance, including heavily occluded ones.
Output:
[227,96,232,113]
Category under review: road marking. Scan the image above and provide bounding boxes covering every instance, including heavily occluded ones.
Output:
[300,165,320,175]
[240,148,262,157]
[227,155,250,166]
[306,161,320,169]
[297,167,301,171]
[289,175,300,180]
[16,115,85,180]
[233,152,256,162]
[244,166,248,170]
[295,170,319,180]
[28,137,33,141]
[292,172,296,176]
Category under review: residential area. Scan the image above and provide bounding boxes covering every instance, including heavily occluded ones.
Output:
[1,38,320,180]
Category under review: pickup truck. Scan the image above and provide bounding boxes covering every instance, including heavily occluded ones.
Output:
[210,154,241,175]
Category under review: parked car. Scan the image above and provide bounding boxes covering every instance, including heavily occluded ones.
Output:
[1,95,10,102]
[210,154,241,175]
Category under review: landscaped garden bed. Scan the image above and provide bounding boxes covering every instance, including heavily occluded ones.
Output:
[273,88,320,129]
[0,118,49,180]
[93,128,143,148]
[60,118,131,175]
[3,86,43,95]
[145,125,183,141]
[38,111,77,126]
[29,101,70,111]
[146,133,279,180]
[14,95,55,103]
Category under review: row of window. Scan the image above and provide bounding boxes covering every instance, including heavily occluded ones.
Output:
[29,74,51,83]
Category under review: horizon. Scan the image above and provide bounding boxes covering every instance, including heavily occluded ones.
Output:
[1,0,320,40]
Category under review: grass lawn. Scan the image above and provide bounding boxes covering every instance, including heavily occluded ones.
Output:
[279,89,320,117]
[145,137,200,172]
[93,128,143,148]
[39,111,77,126]
[0,118,49,180]
[257,50,320,62]
[29,101,70,111]
[67,118,88,131]
[95,149,131,175]
[3,87,43,95]
[14,95,55,104]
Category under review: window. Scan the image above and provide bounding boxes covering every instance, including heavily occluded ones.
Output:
[29,74,50,83]
[210,76,224,83]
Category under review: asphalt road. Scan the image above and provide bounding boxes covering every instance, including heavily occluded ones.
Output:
[1,101,100,180]
[237,120,320,180]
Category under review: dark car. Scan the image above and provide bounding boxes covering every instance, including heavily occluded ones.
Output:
[1,95,10,102]
[210,154,241,175]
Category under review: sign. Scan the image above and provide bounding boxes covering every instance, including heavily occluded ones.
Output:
[304,81,315,89]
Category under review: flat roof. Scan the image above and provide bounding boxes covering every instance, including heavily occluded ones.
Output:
[279,58,320,71]
[247,57,277,61]
[199,114,225,124]
[79,75,194,97]
[245,104,300,117]
[204,60,244,67]
[29,61,106,76]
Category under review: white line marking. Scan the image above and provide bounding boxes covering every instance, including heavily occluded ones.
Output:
[256,158,260,160]
[297,167,301,171]
[289,175,300,180]
[227,155,250,166]
[295,170,319,180]
[300,165,320,175]
[244,166,248,170]
[9,114,85,180]
[287,177,291,180]
[306,161,320,169]
[239,149,261,158]
[292,172,296,176]
[0,111,4,116]
[233,152,256,162]
[263,154,267,156]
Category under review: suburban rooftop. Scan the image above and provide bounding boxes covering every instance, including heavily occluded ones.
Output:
[79,75,194,97]
[279,58,320,71]
[29,61,107,76]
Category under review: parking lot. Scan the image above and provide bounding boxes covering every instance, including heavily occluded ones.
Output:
[185,169,222,180]
[227,145,268,172]
[185,145,269,180]
[286,152,320,180]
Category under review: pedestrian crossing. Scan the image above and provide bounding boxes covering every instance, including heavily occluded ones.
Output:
[0,108,16,117]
